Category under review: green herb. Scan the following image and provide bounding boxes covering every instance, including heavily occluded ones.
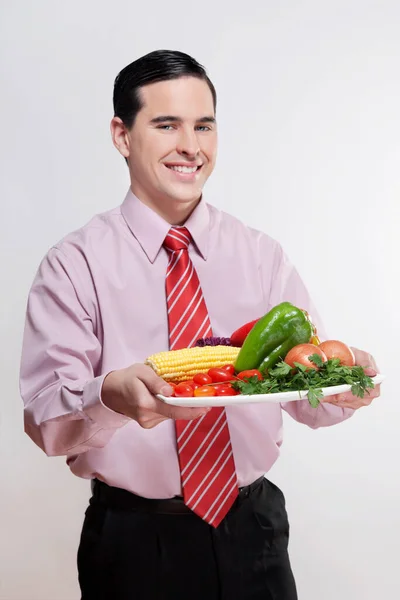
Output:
[232,354,374,407]
[307,387,324,408]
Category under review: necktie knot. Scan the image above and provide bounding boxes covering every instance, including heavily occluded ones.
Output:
[163,227,191,252]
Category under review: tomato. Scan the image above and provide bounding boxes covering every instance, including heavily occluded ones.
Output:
[174,383,194,397]
[194,385,217,397]
[215,384,238,396]
[285,344,327,369]
[180,379,200,390]
[212,383,226,391]
[221,364,235,375]
[193,373,213,385]
[207,368,233,383]
[237,369,263,381]
[318,340,355,367]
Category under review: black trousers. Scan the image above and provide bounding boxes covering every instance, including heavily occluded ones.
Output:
[77,477,298,600]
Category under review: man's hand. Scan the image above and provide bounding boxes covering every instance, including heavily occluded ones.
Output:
[102,364,210,428]
[322,347,381,409]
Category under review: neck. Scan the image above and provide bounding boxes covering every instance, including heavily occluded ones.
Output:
[130,185,201,225]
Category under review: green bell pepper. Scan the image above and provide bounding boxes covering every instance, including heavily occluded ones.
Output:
[234,302,313,373]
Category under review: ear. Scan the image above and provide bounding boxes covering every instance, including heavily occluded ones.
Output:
[110,117,130,158]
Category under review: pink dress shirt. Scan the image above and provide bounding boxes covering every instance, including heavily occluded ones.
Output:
[19,190,354,498]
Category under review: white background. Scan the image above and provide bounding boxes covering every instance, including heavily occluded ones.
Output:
[1,1,399,598]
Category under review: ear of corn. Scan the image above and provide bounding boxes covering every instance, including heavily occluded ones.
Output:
[145,345,240,382]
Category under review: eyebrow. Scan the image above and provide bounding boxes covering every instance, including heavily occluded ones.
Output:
[150,115,216,124]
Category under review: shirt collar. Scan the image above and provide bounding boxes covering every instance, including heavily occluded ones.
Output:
[120,189,210,263]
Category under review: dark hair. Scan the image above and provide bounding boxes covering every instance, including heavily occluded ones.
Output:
[113,49,217,129]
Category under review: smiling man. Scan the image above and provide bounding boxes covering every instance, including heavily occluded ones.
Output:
[19,50,380,600]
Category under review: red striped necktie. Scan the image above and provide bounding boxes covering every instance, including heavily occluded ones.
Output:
[163,226,238,527]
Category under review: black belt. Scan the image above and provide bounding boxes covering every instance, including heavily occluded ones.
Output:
[90,476,265,516]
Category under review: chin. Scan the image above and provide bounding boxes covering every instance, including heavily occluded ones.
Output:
[167,188,202,204]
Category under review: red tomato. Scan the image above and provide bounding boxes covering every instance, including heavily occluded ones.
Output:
[174,383,195,397]
[221,364,235,375]
[212,383,226,391]
[194,385,217,397]
[207,368,233,383]
[193,373,213,385]
[237,369,263,381]
[215,384,238,396]
[285,344,327,370]
[318,340,355,367]
[181,379,200,390]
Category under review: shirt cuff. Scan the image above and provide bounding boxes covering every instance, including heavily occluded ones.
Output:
[84,374,131,429]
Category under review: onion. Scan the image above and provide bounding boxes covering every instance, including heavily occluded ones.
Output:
[285,343,327,369]
[318,340,355,367]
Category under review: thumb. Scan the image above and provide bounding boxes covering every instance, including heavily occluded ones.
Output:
[137,364,174,396]
[363,366,377,377]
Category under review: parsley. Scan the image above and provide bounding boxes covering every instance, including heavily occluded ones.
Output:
[232,355,374,407]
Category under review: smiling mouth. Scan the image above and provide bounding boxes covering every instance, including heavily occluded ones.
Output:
[164,164,202,174]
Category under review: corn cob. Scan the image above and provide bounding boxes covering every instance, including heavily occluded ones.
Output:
[145,345,240,382]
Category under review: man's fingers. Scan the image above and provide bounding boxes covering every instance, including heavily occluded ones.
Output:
[323,384,381,409]
[128,374,211,426]
[363,366,377,377]
[322,392,353,405]
[351,347,380,373]
[135,367,212,420]
[135,364,174,397]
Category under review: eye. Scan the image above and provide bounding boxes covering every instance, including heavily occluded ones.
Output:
[157,125,175,130]
[196,126,212,131]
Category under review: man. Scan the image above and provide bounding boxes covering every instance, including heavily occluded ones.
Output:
[20,50,380,600]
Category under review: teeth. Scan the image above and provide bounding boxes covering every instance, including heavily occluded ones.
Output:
[168,165,198,174]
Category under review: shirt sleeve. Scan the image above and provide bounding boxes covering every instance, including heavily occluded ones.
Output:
[19,247,130,457]
[260,236,355,429]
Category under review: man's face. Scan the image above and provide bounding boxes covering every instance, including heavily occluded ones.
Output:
[122,77,217,207]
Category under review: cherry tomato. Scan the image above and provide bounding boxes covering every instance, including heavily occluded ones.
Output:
[237,369,263,381]
[193,373,213,385]
[207,368,233,383]
[174,383,194,397]
[215,384,238,396]
[194,385,216,397]
[221,364,235,375]
[212,383,227,392]
[181,380,200,390]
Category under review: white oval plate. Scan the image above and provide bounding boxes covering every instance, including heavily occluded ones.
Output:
[156,374,385,407]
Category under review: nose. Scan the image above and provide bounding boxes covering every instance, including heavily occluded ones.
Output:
[176,127,200,158]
